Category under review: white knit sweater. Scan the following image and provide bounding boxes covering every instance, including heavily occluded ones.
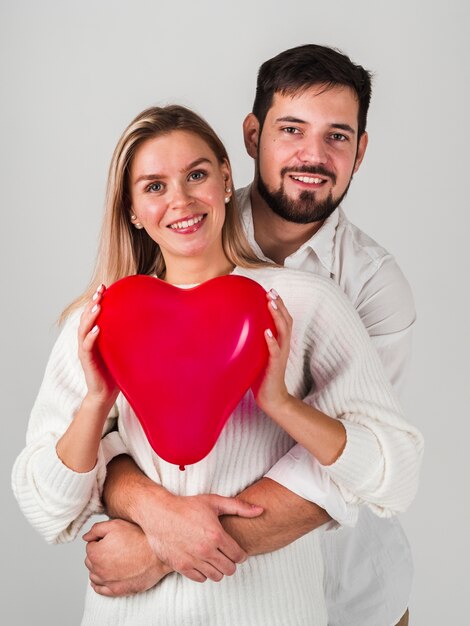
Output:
[12,266,423,626]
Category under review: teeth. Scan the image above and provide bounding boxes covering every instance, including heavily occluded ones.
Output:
[292,175,324,184]
[170,215,204,230]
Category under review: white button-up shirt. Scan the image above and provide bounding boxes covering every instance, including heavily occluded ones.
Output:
[237,184,416,626]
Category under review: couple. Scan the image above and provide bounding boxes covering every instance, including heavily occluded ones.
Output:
[12,45,423,625]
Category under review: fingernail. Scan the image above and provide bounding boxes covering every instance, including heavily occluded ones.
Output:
[266,328,274,338]
[268,288,279,300]
[91,325,99,334]
[270,300,278,310]
[91,304,98,313]
[93,285,105,301]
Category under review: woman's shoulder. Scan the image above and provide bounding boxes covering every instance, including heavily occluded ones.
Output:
[48,306,84,361]
[234,265,348,303]
[59,306,84,335]
[234,265,363,341]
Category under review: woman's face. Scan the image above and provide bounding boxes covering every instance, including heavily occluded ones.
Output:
[129,130,231,269]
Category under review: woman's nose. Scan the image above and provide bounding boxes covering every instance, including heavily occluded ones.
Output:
[168,184,193,210]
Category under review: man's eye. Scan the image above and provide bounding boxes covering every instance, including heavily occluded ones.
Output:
[282,127,301,134]
[331,133,347,142]
[147,182,163,192]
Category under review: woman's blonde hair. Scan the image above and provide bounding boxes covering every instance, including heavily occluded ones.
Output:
[61,105,268,321]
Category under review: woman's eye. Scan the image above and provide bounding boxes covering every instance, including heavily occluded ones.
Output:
[189,170,206,181]
[147,182,163,192]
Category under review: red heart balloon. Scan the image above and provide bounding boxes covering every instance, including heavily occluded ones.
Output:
[96,274,275,469]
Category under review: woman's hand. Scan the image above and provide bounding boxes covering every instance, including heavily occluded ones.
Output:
[252,289,293,417]
[78,284,119,412]
[56,285,120,473]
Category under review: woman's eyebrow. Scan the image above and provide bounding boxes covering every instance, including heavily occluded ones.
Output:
[182,157,212,172]
[134,158,212,185]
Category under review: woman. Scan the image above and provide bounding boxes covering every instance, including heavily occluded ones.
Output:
[12,105,423,625]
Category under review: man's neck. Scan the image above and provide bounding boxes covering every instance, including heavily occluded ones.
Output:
[250,183,324,265]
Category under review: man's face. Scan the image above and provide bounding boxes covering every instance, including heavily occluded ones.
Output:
[247,85,368,224]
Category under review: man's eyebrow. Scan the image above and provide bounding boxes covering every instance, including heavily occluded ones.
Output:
[331,123,356,135]
[274,117,356,135]
[275,116,307,124]
[133,158,212,185]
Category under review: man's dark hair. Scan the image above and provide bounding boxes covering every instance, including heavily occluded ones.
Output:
[252,44,372,138]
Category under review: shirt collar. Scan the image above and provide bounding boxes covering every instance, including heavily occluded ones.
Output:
[238,183,339,274]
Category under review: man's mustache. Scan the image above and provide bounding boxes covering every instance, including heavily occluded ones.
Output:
[280,165,336,185]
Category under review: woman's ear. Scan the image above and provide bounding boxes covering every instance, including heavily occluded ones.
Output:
[130,211,144,230]
[243,113,261,159]
[221,160,233,194]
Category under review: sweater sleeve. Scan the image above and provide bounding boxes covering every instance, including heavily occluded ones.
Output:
[11,311,127,544]
[300,279,424,516]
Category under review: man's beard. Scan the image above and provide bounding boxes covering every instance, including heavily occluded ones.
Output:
[257,165,352,224]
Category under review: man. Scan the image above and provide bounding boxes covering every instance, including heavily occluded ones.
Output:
[84,45,415,626]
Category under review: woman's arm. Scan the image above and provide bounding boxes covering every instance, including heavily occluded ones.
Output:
[11,286,121,543]
[254,290,347,465]
[55,286,119,472]
[255,282,424,516]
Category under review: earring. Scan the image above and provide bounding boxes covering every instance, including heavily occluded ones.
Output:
[130,214,144,230]
[224,186,231,204]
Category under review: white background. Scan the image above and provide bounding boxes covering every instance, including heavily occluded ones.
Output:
[1,1,468,624]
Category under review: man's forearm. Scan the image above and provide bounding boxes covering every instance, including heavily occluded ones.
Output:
[104,456,331,556]
[103,455,158,525]
[221,477,331,555]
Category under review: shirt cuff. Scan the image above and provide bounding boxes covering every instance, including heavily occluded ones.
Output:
[101,430,129,465]
[265,445,358,528]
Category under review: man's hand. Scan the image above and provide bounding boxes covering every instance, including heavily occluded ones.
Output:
[83,519,171,596]
[101,455,330,586]
[136,491,263,583]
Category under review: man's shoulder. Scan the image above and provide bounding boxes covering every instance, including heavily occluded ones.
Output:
[336,209,392,268]
[236,184,251,213]
[333,209,411,304]
[334,210,415,328]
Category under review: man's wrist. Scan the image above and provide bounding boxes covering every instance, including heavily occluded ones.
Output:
[127,482,173,534]
[153,557,173,579]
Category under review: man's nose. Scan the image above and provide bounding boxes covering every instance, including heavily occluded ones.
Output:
[297,136,328,164]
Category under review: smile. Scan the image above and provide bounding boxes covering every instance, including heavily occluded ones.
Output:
[290,175,326,185]
[168,214,206,230]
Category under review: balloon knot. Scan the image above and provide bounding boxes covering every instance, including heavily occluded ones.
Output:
[179,465,186,471]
